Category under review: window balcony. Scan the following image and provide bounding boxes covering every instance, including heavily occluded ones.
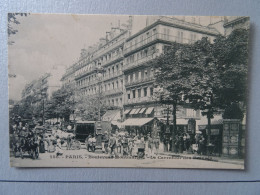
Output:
[124,54,155,71]
[124,32,196,55]
[102,70,123,81]
[100,52,123,67]
[125,76,154,87]
[94,40,124,59]
[104,88,123,96]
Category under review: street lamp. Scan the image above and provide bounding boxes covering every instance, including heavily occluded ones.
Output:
[95,63,105,153]
[41,91,46,126]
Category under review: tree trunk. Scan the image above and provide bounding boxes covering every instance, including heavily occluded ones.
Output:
[207,112,211,145]
[172,102,177,152]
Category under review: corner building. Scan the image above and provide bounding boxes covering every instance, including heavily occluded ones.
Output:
[122,17,220,129]
[61,16,224,134]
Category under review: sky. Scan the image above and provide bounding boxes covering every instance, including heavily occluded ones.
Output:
[8,14,222,101]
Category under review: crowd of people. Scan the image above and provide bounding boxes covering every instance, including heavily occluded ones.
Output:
[10,122,75,158]
[162,132,210,155]
[84,131,161,158]
[10,120,215,160]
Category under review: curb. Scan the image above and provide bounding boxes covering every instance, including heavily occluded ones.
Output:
[158,152,244,165]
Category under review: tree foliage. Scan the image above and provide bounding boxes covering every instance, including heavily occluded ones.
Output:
[153,28,249,141]
[8,13,29,45]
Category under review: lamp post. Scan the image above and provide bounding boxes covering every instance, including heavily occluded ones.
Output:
[95,63,105,153]
[41,91,46,126]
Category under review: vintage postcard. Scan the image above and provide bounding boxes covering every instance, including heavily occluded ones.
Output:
[8,14,249,168]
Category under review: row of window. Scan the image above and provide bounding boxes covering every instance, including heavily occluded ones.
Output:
[127,87,154,99]
[81,79,124,96]
[126,68,154,84]
[125,27,207,52]
[105,97,123,107]
[75,46,123,77]
[125,45,156,64]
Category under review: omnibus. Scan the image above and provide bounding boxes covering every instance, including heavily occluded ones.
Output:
[75,121,112,142]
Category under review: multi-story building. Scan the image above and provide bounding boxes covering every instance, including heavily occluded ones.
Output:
[60,64,76,87]
[21,73,51,104]
[61,16,225,133]
[67,18,134,122]
[22,67,63,104]
[122,17,220,128]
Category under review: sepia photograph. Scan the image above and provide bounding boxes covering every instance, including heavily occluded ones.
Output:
[8,14,249,169]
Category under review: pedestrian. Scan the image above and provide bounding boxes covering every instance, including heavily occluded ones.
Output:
[109,134,117,157]
[128,136,134,156]
[198,135,206,155]
[122,135,129,156]
[55,136,63,156]
[148,135,154,157]
[174,135,179,153]
[154,136,160,155]
[116,135,122,154]
[85,135,91,152]
[67,134,72,150]
[179,135,184,153]
[90,135,96,152]
[103,131,109,154]
[163,135,169,152]
[39,136,45,153]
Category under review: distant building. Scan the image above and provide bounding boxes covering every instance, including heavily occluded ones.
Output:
[21,70,62,106]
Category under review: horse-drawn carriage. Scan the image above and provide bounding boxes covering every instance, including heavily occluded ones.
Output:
[13,136,39,159]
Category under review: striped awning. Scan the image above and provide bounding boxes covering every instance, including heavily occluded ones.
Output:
[139,108,146,114]
[123,109,131,114]
[145,107,154,114]
[129,109,137,115]
[134,108,141,114]
[121,118,154,127]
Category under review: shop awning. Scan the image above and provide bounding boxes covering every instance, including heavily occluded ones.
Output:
[121,118,154,127]
[111,121,123,128]
[158,118,188,125]
[129,109,137,115]
[123,109,131,114]
[145,107,154,114]
[139,108,146,114]
[102,110,121,121]
[176,118,189,125]
[134,108,141,114]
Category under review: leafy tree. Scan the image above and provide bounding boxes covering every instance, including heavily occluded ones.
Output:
[153,28,249,148]
[49,85,76,122]
[223,103,244,120]
[8,13,29,45]
[213,28,249,109]
[153,38,221,147]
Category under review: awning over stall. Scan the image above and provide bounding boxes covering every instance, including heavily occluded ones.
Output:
[123,109,131,114]
[102,110,121,121]
[111,121,123,128]
[145,107,154,114]
[121,118,154,127]
[134,108,141,114]
[139,108,146,114]
[129,109,137,115]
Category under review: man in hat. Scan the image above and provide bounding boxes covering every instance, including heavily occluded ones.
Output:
[103,131,109,154]
[67,134,72,150]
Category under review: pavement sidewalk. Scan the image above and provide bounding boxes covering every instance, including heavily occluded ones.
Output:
[158,151,244,166]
